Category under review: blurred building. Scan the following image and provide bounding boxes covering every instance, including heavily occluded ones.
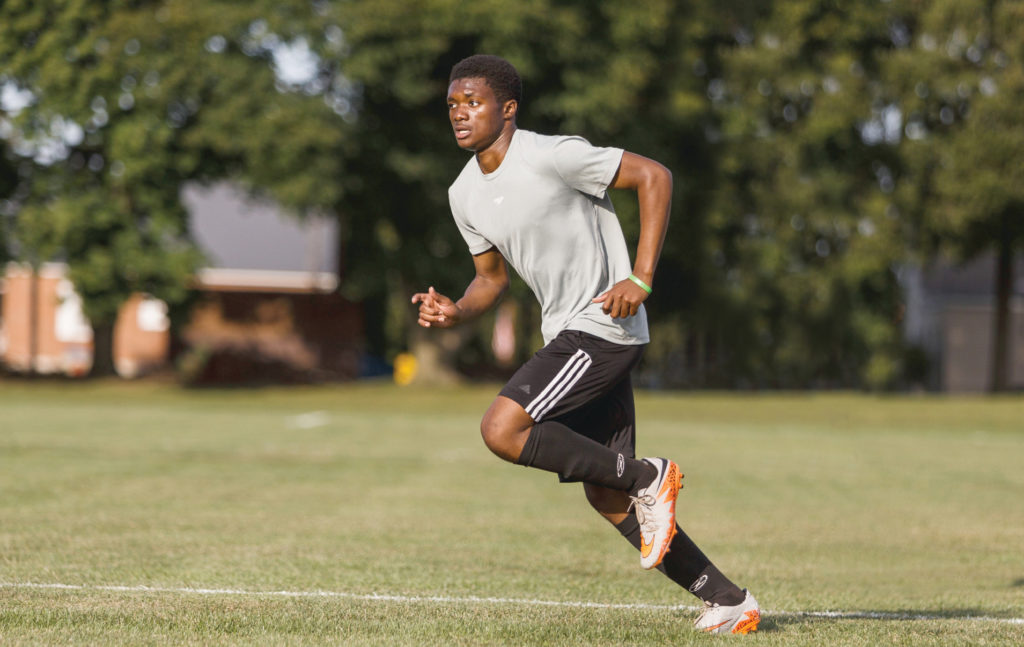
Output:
[0,264,170,377]
[0,182,362,381]
[903,253,1024,392]
[178,182,361,384]
[1,263,93,376]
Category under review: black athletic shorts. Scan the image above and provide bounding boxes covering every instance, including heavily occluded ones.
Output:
[499,329,646,465]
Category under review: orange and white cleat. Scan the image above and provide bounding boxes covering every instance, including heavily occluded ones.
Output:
[629,457,684,570]
[694,589,761,634]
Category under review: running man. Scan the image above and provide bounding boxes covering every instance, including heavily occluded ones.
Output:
[412,54,760,635]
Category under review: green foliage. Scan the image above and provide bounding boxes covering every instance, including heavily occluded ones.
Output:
[0,144,21,266]
[698,2,907,388]
[3,0,1022,387]
[0,0,344,374]
[881,0,1024,391]
[883,0,1024,254]
[927,1,1024,254]
[324,0,738,365]
[322,0,924,389]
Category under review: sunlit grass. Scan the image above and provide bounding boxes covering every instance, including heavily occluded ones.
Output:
[1,381,1022,645]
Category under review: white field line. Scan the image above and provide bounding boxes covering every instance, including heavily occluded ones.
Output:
[2,582,1023,625]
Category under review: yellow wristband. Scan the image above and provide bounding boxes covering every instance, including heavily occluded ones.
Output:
[628,274,652,294]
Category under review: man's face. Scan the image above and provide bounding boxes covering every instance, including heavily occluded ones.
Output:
[447,77,511,151]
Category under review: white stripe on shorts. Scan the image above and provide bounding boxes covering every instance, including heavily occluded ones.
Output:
[525,349,593,422]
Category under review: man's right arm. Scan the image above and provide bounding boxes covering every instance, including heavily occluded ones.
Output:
[454,247,510,321]
[412,247,509,328]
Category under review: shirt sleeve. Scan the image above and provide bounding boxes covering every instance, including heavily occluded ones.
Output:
[551,136,624,199]
[449,190,493,255]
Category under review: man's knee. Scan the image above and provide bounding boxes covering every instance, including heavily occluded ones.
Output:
[480,397,533,462]
[479,413,514,459]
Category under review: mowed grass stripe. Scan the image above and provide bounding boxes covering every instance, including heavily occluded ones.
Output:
[3,581,1024,625]
[2,581,699,611]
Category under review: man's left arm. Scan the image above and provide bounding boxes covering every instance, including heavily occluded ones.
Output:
[592,151,673,319]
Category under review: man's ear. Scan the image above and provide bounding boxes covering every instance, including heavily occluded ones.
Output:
[503,99,518,120]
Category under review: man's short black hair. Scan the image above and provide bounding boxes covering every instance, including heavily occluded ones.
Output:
[449,54,522,105]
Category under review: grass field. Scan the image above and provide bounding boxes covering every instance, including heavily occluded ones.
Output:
[1,381,1022,646]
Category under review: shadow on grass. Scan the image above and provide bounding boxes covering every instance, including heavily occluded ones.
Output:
[765,607,1020,627]
[750,615,784,632]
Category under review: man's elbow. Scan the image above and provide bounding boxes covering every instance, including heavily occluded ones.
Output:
[634,158,672,194]
[650,162,672,192]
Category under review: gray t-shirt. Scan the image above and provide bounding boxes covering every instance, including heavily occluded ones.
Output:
[448,129,649,346]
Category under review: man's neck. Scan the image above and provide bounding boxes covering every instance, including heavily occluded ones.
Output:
[475,125,517,174]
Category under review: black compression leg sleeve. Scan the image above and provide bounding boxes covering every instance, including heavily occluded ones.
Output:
[515,420,654,493]
[614,515,744,606]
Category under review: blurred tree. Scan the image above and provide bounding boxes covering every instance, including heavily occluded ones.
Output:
[705,1,910,388]
[0,102,45,370]
[885,0,1024,392]
[0,142,19,267]
[321,0,752,382]
[328,0,1024,390]
[9,0,1008,391]
[0,0,344,376]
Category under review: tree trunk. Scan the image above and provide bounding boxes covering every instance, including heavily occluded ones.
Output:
[28,267,39,373]
[989,239,1013,392]
[407,324,469,385]
[89,320,118,378]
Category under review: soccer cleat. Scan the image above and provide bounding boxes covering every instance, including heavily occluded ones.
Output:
[694,589,761,634]
[629,457,683,570]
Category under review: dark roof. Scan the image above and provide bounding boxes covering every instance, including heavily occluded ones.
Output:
[183,182,337,275]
